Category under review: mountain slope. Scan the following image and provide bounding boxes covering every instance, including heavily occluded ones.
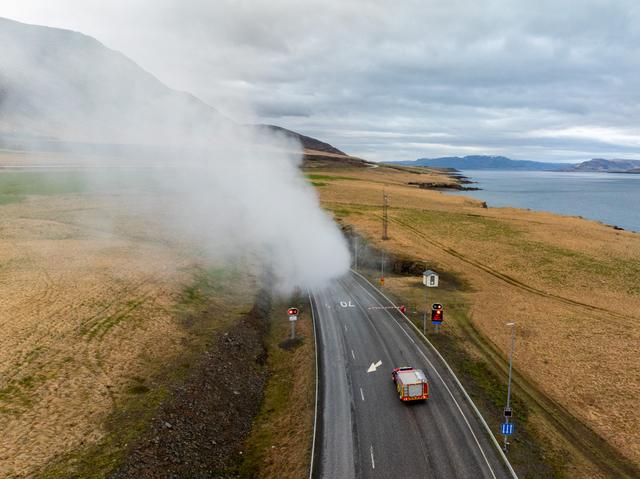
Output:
[256,124,345,155]
[389,155,570,171]
[0,16,355,163]
[0,16,233,146]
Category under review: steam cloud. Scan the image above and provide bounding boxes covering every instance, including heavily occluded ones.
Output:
[0,16,351,293]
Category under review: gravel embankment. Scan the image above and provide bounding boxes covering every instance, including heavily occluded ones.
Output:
[110,293,271,479]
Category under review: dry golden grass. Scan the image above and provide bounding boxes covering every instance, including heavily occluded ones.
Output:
[242,300,315,479]
[309,164,640,470]
[0,187,255,477]
[307,164,457,186]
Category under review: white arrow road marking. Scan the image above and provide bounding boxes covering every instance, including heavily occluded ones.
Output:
[351,349,355,359]
[370,445,375,469]
[367,360,382,373]
[360,387,365,401]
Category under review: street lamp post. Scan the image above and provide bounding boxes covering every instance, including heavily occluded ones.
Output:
[504,322,516,452]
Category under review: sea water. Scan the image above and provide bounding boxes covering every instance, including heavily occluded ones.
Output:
[452,170,640,232]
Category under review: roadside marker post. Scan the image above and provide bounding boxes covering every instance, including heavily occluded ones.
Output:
[288,307,299,340]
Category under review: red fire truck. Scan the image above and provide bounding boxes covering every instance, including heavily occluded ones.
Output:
[391,367,429,401]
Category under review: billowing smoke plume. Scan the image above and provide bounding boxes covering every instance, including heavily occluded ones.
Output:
[0,16,351,293]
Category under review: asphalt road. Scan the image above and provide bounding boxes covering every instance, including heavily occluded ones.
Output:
[309,272,516,479]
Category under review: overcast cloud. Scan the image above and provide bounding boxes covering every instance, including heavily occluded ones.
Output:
[2,0,640,162]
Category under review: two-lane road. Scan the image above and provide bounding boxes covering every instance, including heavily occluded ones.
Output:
[310,272,515,479]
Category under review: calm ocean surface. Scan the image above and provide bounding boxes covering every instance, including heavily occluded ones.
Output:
[452,170,640,232]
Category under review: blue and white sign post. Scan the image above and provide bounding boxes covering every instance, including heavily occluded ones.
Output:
[503,322,516,452]
[501,422,515,436]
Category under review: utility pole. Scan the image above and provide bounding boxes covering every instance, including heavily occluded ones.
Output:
[503,322,516,452]
[381,250,385,282]
[382,190,389,240]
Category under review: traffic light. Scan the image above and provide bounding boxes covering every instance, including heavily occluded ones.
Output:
[431,304,444,322]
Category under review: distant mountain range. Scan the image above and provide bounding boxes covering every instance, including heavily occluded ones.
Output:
[569,158,640,173]
[389,155,640,173]
[389,155,568,171]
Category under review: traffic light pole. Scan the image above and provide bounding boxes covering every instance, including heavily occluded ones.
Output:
[423,287,427,335]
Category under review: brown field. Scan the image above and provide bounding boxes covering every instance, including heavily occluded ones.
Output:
[0,175,257,477]
[307,165,640,477]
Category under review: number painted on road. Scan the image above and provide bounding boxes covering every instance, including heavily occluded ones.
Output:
[340,300,355,308]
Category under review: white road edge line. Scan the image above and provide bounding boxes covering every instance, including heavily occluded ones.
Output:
[360,387,365,401]
[351,270,519,479]
[307,290,319,479]
[370,444,375,469]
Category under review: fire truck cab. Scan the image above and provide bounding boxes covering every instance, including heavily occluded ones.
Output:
[391,366,429,401]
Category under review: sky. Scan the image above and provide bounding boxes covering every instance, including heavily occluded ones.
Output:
[2,0,640,163]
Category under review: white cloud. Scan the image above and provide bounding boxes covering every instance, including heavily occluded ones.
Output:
[527,127,640,148]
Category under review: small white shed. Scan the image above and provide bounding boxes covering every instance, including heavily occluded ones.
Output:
[423,269,439,287]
